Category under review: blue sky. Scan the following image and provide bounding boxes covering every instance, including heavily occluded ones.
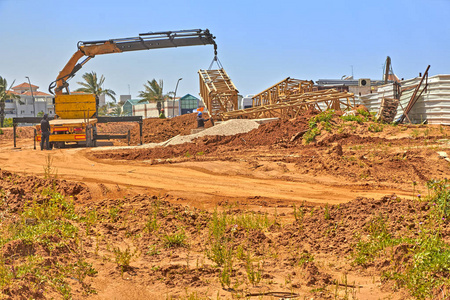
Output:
[1,0,449,101]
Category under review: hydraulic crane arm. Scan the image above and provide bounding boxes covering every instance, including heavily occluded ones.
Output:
[49,29,217,95]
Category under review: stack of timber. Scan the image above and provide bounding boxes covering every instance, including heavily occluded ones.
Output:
[377,97,399,123]
[198,69,239,120]
[222,89,355,120]
[252,78,314,106]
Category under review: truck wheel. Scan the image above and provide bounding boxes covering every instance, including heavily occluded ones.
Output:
[53,142,64,149]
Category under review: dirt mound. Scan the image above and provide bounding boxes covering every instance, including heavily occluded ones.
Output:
[93,110,315,161]
[0,126,35,141]
[97,122,137,134]
[130,113,213,144]
[282,194,428,258]
[0,169,91,211]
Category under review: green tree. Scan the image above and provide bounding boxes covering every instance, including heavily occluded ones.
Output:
[0,76,19,127]
[138,79,171,114]
[75,71,116,102]
[112,106,122,117]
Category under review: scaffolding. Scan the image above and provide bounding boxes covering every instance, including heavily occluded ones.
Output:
[221,89,355,120]
[252,78,314,106]
[198,69,239,119]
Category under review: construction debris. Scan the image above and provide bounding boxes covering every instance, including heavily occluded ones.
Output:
[222,89,355,120]
[252,77,314,106]
[377,97,399,123]
[398,65,430,124]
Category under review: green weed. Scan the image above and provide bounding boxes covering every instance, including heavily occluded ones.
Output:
[109,206,120,221]
[245,252,262,286]
[163,229,187,248]
[341,114,365,124]
[368,123,384,132]
[352,180,450,298]
[324,203,331,220]
[228,211,274,230]
[43,154,57,179]
[113,246,138,275]
[303,110,335,144]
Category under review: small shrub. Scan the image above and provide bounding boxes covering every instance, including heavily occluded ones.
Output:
[245,253,262,286]
[324,203,331,220]
[303,127,320,144]
[340,114,365,124]
[163,229,187,248]
[109,206,120,221]
[113,246,137,275]
[368,123,383,132]
[145,209,159,232]
[303,110,335,144]
[3,118,13,127]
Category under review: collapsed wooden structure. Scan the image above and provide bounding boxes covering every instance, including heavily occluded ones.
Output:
[222,89,355,120]
[198,69,355,121]
[252,78,314,106]
[198,69,239,119]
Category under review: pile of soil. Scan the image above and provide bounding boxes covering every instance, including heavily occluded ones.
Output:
[93,110,315,160]
[1,170,446,299]
[97,122,136,134]
[129,113,213,144]
[0,126,35,142]
[0,169,91,211]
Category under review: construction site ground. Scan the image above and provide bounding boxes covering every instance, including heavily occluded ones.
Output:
[0,111,449,299]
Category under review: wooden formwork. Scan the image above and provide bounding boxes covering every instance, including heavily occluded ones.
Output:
[221,89,355,120]
[198,69,239,119]
[252,78,314,106]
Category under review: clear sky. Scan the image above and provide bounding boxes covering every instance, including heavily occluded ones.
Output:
[1,0,449,102]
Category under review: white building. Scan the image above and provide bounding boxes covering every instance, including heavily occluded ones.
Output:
[5,82,54,118]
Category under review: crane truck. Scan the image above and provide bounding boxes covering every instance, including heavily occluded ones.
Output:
[34,29,217,148]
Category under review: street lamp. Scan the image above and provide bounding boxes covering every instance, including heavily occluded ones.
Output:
[172,78,182,117]
[25,76,36,117]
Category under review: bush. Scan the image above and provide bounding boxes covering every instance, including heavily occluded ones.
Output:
[3,118,13,127]
[353,180,450,298]
[303,110,335,144]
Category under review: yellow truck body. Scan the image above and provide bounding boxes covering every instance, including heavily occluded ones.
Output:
[35,94,97,146]
[55,94,97,119]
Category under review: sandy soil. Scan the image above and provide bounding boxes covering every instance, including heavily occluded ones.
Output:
[1,111,450,299]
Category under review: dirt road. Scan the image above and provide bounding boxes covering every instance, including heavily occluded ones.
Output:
[0,142,413,209]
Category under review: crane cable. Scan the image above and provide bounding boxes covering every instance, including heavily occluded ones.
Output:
[208,43,223,70]
[208,55,223,70]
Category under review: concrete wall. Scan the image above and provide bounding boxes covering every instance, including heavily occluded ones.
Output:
[132,101,180,118]
[356,75,450,125]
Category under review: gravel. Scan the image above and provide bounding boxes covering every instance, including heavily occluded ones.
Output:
[164,119,260,146]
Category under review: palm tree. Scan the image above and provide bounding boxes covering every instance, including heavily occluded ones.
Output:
[0,76,19,127]
[138,79,171,114]
[75,72,116,102]
[111,105,123,117]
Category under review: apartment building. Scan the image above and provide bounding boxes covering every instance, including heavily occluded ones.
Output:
[5,82,54,118]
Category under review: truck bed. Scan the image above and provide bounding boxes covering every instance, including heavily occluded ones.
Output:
[50,118,97,126]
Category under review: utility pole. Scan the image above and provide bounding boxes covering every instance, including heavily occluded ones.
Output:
[172,78,182,117]
[25,76,36,117]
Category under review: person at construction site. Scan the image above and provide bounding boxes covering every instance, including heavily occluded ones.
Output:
[197,111,209,128]
[40,114,51,151]
[159,109,166,119]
